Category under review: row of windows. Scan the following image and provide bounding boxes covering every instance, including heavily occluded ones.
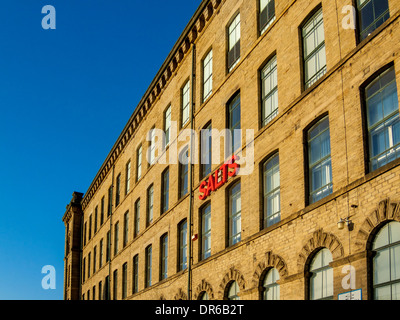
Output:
[81,221,400,300]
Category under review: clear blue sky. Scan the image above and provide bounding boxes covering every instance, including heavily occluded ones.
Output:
[0,0,202,300]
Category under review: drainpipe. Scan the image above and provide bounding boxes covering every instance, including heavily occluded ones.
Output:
[188,43,196,300]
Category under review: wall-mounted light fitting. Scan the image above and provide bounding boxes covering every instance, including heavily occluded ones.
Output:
[337,217,354,231]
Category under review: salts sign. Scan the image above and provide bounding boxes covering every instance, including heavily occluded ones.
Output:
[199,155,239,200]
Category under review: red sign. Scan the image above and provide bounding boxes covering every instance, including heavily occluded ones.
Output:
[199,155,239,200]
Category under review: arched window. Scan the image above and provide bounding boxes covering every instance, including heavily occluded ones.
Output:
[227,281,240,300]
[308,248,333,300]
[363,66,399,172]
[372,221,400,300]
[199,291,209,300]
[261,268,280,300]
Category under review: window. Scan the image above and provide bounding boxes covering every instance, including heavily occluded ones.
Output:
[357,0,389,41]
[228,182,241,246]
[88,215,92,240]
[122,262,128,299]
[161,168,169,214]
[107,186,113,217]
[307,116,332,204]
[201,123,212,179]
[228,13,241,72]
[93,246,97,274]
[114,221,119,256]
[134,199,140,237]
[113,269,118,300]
[145,245,152,288]
[201,203,211,260]
[123,211,129,247]
[179,149,189,198]
[99,239,103,268]
[147,185,154,226]
[199,292,209,300]
[371,221,400,300]
[93,286,96,300]
[227,281,240,300]
[178,219,188,271]
[181,80,190,127]
[100,196,105,225]
[149,128,156,166]
[308,248,333,300]
[302,8,326,89]
[88,252,91,278]
[164,105,172,147]
[160,233,168,280]
[203,50,213,101]
[125,161,131,195]
[84,222,87,246]
[261,55,278,126]
[94,206,98,233]
[132,254,139,294]
[115,174,121,207]
[98,281,102,300]
[364,66,400,172]
[82,257,86,283]
[137,145,142,181]
[260,0,275,34]
[104,276,110,300]
[227,93,241,155]
[263,153,281,228]
[262,268,280,300]
[106,231,111,262]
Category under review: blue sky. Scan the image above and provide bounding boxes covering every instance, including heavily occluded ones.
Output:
[0,0,202,300]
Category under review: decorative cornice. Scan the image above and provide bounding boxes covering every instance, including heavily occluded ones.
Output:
[80,0,222,211]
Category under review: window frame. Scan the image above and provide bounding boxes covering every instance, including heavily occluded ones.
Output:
[262,152,281,229]
[161,167,170,214]
[160,233,168,281]
[200,122,212,179]
[202,49,213,102]
[147,184,154,227]
[259,0,276,35]
[300,6,327,91]
[360,64,400,173]
[179,148,189,199]
[200,202,212,261]
[136,145,143,182]
[227,180,241,247]
[145,245,152,288]
[178,219,188,272]
[181,80,191,128]
[260,54,279,127]
[125,160,131,195]
[164,105,172,148]
[356,0,390,42]
[227,92,241,157]
[304,114,333,205]
[227,12,241,73]
[306,248,334,300]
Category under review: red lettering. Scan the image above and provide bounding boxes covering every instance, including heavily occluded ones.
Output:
[199,156,240,201]
[206,173,216,197]
[199,181,207,200]
[215,164,228,189]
